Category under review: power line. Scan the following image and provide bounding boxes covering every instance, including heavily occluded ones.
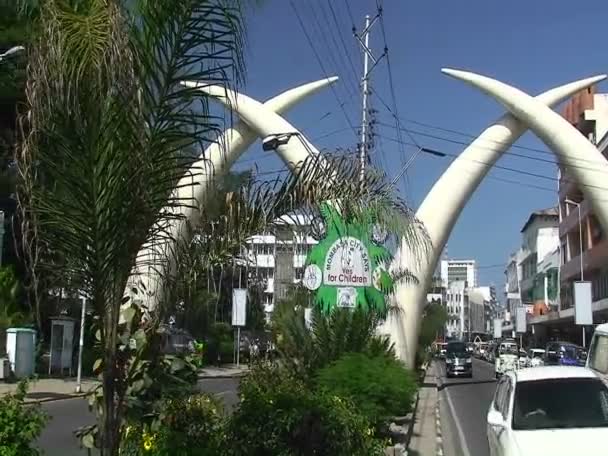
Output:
[326,0,361,87]
[306,1,360,98]
[376,120,608,176]
[375,0,409,177]
[290,1,359,142]
[375,132,608,193]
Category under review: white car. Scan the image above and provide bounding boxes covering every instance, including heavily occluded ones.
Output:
[487,366,608,456]
[526,348,545,367]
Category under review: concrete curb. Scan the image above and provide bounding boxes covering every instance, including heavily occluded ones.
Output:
[435,364,445,456]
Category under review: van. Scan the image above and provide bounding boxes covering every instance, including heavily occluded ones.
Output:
[587,323,608,380]
[445,341,473,378]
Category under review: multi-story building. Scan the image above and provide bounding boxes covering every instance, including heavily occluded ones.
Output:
[504,251,523,321]
[559,88,608,314]
[518,208,560,314]
[445,281,468,339]
[440,259,477,288]
[246,214,318,317]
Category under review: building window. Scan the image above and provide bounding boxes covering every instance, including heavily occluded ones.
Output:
[256,244,273,255]
[294,267,304,280]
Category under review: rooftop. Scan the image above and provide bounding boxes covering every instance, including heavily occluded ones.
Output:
[520,207,559,233]
[512,366,597,382]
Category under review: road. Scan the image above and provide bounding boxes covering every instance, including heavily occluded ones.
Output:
[38,377,240,456]
[438,358,497,456]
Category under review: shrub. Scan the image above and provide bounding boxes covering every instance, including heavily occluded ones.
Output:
[120,393,225,455]
[316,353,418,430]
[225,363,386,456]
[0,381,48,456]
[275,306,395,381]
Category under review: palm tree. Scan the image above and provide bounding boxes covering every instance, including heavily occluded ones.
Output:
[16,1,248,453]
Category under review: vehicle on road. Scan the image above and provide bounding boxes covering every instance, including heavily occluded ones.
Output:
[495,340,518,379]
[476,342,488,359]
[587,323,608,380]
[525,348,545,367]
[545,341,584,366]
[437,342,448,359]
[487,366,608,456]
[445,341,473,378]
[517,348,528,369]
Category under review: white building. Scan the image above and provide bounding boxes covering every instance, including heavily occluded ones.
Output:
[441,259,477,288]
[517,208,559,310]
[445,281,468,339]
[246,214,318,316]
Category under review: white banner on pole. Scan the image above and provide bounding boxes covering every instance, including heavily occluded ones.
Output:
[231,288,247,327]
[516,307,526,334]
[493,318,502,339]
[574,281,593,325]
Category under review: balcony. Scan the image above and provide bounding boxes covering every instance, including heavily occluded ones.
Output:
[561,238,608,282]
[559,199,591,237]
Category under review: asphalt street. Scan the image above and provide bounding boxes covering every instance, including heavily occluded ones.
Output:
[37,377,240,456]
[438,358,498,456]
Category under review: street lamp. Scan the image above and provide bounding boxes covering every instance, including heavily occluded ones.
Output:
[0,46,25,63]
[565,198,586,346]
[390,147,446,186]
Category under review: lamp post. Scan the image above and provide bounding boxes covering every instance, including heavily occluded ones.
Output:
[0,46,25,63]
[565,199,586,347]
[75,295,87,393]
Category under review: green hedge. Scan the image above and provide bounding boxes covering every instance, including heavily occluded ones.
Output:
[225,363,386,456]
[316,353,418,430]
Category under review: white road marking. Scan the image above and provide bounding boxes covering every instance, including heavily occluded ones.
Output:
[440,361,474,456]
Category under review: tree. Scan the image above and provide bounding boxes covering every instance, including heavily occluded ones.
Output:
[417,302,448,365]
[16,1,248,453]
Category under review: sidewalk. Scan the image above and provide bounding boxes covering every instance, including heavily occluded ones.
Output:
[407,363,439,456]
[0,377,97,403]
[0,364,249,403]
[197,363,249,378]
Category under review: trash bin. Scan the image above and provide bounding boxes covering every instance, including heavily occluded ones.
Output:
[6,328,37,378]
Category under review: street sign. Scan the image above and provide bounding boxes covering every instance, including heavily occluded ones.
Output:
[231,289,247,327]
[493,318,502,339]
[516,307,526,333]
[574,281,593,325]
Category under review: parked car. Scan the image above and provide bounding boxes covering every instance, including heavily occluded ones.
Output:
[526,348,545,367]
[545,341,583,366]
[487,366,608,456]
[495,340,518,379]
[437,342,448,359]
[445,341,473,378]
[517,348,528,369]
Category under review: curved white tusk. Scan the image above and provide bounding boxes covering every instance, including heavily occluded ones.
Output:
[130,78,337,310]
[443,68,608,230]
[183,82,323,170]
[386,73,607,366]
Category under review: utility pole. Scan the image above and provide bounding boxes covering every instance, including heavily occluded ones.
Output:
[359,15,371,182]
[354,13,384,182]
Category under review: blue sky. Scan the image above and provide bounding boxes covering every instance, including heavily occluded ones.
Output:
[226,0,608,291]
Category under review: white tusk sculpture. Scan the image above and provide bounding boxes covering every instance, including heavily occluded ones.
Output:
[130,78,336,309]
[183,82,324,167]
[385,73,607,366]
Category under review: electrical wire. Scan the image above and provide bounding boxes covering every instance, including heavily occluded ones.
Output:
[290,1,359,142]
[326,0,361,88]
[375,132,608,193]
[376,120,608,176]
[306,1,360,98]
[375,0,411,196]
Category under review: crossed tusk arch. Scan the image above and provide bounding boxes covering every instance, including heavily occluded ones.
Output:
[133,71,608,368]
